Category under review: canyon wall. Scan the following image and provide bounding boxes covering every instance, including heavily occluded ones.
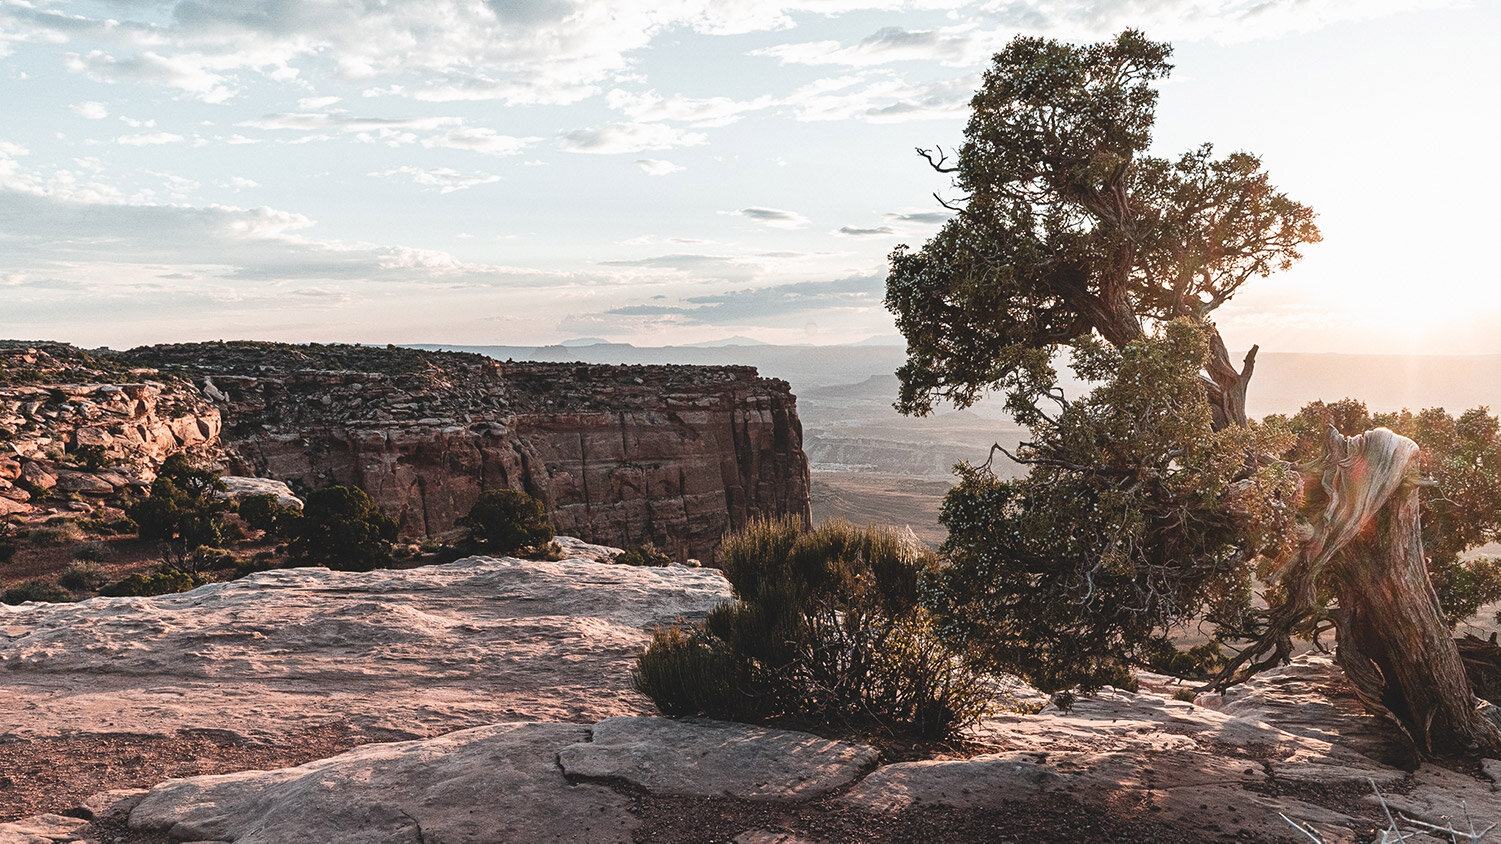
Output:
[122,343,811,561]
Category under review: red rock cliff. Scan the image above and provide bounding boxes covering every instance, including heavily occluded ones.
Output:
[124,343,811,561]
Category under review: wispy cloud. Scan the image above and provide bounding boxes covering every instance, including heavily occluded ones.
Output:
[729,207,811,229]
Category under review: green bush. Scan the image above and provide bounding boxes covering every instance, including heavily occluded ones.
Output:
[238,493,300,538]
[68,444,113,471]
[59,562,108,592]
[2,579,76,604]
[457,489,553,554]
[99,569,205,598]
[614,541,671,567]
[634,518,991,740]
[78,516,138,536]
[288,485,398,572]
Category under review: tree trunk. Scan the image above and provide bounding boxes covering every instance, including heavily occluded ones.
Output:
[1309,428,1501,756]
[1204,328,1256,430]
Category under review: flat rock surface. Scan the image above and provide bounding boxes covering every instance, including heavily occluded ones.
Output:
[0,814,88,844]
[0,552,731,741]
[559,716,880,800]
[129,722,635,844]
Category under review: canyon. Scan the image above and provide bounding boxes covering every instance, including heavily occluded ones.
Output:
[1,341,812,562]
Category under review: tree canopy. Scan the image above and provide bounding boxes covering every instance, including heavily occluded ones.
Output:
[886,29,1319,427]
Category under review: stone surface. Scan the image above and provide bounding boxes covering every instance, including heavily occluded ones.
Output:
[218,476,302,508]
[125,342,810,562]
[0,814,88,844]
[0,552,731,740]
[559,716,880,800]
[74,788,148,823]
[128,722,635,844]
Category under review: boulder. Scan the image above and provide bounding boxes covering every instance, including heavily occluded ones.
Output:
[0,496,30,516]
[559,717,880,800]
[129,723,635,844]
[18,462,54,490]
[219,476,302,508]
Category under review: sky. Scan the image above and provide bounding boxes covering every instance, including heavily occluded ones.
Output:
[0,0,1496,354]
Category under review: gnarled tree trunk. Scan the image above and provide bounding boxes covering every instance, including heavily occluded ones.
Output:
[1310,429,1501,755]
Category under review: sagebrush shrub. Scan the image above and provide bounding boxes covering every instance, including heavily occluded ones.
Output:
[634,517,990,740]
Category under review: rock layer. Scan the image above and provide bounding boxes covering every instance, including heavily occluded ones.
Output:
[125,342,811,561]
[0,550,732,740]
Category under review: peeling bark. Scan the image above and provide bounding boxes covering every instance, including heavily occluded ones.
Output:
[1310,429,1501,755]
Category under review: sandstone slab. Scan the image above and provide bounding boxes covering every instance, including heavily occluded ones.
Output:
[0,814,87,844]
[0,552,731,740]
[129,722,635,844]
[219,476,302,508]
[559,716,879,800]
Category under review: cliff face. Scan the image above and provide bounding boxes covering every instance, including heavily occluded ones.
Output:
[123,343,811,561]
[0,343,221,516]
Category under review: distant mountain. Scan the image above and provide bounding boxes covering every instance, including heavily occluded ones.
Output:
[558,337,617,347]
[681,336,770,347]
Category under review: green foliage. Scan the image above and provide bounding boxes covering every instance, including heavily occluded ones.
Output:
[26,520,84,546]
[1,579,76,604]
[58,562,107,592]
[1141,640,1228,681]
[288,485,398,572]
[77,516,138,536]
[1269,400,1501,626]
[99,569,205,598]
[930,324,1296,694]
[614,541,671,567]
[237,493,300,538]
[885,30,1318,416]
[634,518,991,740]
[457,489,553,554]
[128,456,230,555]
[67,444,113,472]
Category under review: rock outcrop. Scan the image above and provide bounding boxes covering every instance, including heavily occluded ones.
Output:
[0,343,222,517]
[123,342,811,561]
[0,550,732,741]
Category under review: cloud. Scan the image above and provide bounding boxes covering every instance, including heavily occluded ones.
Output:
[837,225,895,236]
[785,72,979,123]
[730,207,811,229]
[754,26,980,67]
[69,101,108,119]
[635,159,685,176]
[558,122,708,154]
[885,210,952,225]
[371,165,503,193]
[241,112,461,132]
[600,253,761,283]
[598,273,884,325]
[298,96,343,109]
[117,132,185,146]
[421,128,537,157]
[605,89,776,128]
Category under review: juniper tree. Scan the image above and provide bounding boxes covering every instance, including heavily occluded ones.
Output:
[891,30,1501,755]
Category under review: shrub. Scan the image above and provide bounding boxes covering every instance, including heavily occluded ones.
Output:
[614,541,671,567]
[27,521,84,546]
[68,444,113,471]
[73,540,112,562]
[634,517,991,740]
[99,569,205,598]
[78,516,138,536]
[238,493,300,538]
[0,539,14,564]
[1,579,76,604]
[288,485,398,572]
[59,562,107,592]
[457,489,553,554]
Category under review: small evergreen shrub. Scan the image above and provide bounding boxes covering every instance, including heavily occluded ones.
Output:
[634,517,991,740]
[457,489,553,554]
[237,493,300,538]
[614,541,671,567]
[288,485,398,572]
[59,562,108,592]
[2,579,76,604]
[99,569,205,597]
